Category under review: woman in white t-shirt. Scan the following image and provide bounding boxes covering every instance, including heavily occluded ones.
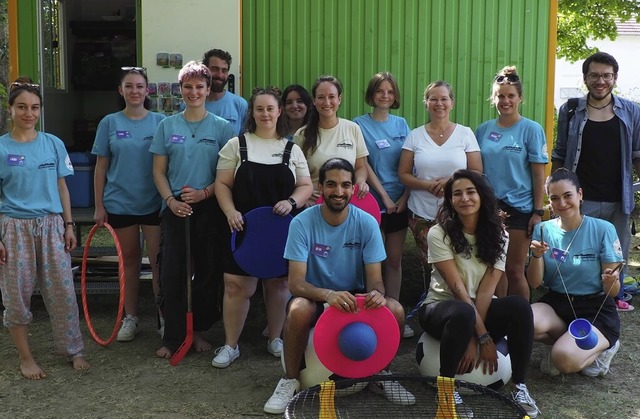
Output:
[418,170,538,418]
[398,81,482,271]
[294,75,369,207]
[213,87,312,368]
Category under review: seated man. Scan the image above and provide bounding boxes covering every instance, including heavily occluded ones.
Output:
[263,158,415,414]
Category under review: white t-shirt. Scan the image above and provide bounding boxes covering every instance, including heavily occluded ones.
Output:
[424,224,508,304]
[402,124,479,219]
[217,132,310,181]
[294,118,369,187]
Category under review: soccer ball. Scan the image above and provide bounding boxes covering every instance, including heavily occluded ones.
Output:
[415,332,512,390]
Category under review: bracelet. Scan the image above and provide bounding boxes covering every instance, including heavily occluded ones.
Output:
[166,196,175,204]
[203,188,210,199]
[531,253,542,259]
[477,332,493,345]
[325,290,333,302]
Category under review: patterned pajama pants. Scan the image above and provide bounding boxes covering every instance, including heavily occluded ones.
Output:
[0,214,84,358]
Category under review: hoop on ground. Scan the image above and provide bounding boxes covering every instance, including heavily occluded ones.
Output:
[81,223,125,346]
[285,374,528,418]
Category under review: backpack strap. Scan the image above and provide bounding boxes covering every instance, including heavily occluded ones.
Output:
[282,141,294,166]
[566,98,579,137]
[238,134,248,162]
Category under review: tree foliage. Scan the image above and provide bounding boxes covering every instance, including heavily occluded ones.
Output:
[558,0,640,63]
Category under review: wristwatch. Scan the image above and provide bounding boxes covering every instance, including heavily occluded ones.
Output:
[533,209,545,216]
[65,221,76,227]
[287,197,297,210]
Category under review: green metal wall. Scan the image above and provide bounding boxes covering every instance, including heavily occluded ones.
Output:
[242,0,551,130]
[15,0,40,82]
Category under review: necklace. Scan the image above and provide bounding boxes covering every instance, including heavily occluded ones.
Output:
[587,98,612,110]
[428,123,452,139]
[183,113,208,138]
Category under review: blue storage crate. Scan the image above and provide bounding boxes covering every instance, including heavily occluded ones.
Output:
[66,152,96,208]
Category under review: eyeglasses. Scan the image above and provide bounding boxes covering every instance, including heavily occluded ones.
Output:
[121,66,147,74]
[586,72,615,82]
[495,74,520,84]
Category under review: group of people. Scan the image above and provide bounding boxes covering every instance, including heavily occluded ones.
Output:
[0,48,637,419]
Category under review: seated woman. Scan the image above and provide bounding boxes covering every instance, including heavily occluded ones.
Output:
[527,168,622,377]
[418,169,539,418]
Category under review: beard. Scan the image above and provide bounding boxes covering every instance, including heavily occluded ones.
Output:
[587,84,613,101]
[324,195,351,213]
[211,78,227,93]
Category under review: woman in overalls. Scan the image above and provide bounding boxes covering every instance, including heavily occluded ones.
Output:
[213,87,313,368]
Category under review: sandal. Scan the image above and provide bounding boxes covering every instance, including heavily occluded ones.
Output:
[615,299,635,312]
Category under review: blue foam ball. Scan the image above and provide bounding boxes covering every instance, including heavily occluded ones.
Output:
[338,322,377,361]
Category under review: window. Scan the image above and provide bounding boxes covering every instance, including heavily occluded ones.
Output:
[42,0,65,90]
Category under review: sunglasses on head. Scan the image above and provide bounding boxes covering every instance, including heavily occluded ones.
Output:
[11,81,40,89]
[121,66,147,74]
[494,74,520,83]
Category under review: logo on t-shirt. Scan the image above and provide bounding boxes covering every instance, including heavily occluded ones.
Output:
[337,139,354,150]
[197,138,218,147]
[504,141,522,154]
[343,238,362,250]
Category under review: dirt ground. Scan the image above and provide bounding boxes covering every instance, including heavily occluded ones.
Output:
[1,254,640,418]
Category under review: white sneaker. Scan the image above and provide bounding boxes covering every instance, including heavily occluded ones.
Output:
[540,348,560,376]
[402,323,415,338]
[581,340,621,377]
[267,338,283,357]
[116,315,139,342]
[211,344,240,368]
[264,378,300,414]
[369,370,416,406]
[511,383,540,418]
[335,381,368,396]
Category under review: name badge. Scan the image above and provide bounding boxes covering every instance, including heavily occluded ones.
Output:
[116,130,131,139]
[7,154,25,166]
[170,134,186,144]
[375,139,391,149]
[311,243,331,258]
[551,247,567,263]
[488,132,502,142]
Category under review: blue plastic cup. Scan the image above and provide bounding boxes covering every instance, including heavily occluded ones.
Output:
[568,318,598,350]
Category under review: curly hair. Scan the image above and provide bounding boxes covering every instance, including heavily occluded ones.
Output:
[243,86,288,138]
[436,170,507,266]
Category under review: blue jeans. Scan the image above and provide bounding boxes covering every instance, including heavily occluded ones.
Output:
[582,200,630,300]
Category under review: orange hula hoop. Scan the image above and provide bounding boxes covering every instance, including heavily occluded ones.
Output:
[81,223,126,346]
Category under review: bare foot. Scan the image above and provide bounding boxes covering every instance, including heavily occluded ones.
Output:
[20,359,47,380]
[193,333,212,352]
[155,346,173,359]
[72,356,91,372]
[262,326,269,337]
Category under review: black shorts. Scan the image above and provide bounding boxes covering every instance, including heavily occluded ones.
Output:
[498,200,531,231]
[538,291,620,349]
[107,211,161,229]
[380,210,408,234]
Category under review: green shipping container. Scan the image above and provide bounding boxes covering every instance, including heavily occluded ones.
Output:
[242,0,553,131]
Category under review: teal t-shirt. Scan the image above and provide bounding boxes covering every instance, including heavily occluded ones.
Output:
[149,112,234,200]
[0,132,73,218]
[353,113,410,205]
[284,205,386,291]
[532,216,623,295]
[476,117,548,212]
[180,91,248,135]
[92,111,165,215]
